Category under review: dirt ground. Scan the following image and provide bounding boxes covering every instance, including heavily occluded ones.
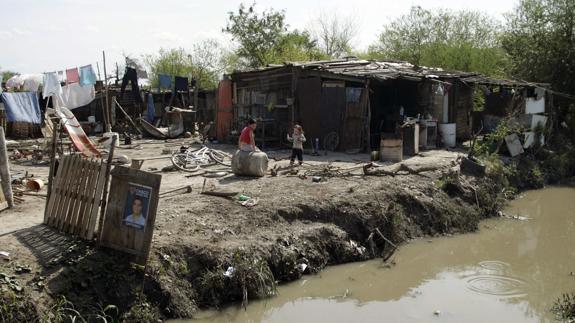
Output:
[0,139,494,321]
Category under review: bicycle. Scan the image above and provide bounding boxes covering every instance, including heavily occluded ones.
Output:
[171,145,233,172]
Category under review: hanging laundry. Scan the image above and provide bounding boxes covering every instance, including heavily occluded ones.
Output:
[174,76,189,92]
[57,71,65,83]
[66,68,80,84]
[21,74,43,92]
[147,93,155,123]
[54,83,95,110]
[79,64,97,86]
[120,67,143,103]
[1,92,42,124]
[158,74,172,92]
[5,75,23,89]
[42,72,62,99]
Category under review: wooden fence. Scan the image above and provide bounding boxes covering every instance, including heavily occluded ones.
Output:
[44,155,107,240]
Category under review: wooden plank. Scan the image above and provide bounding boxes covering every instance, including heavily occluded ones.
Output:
[96,136,116,240]
[47,156,72,226]
[64,155,86,233]
[99,166,161,265]
[68,158,90,235]
[76,159,99,238]
[85,161,107,240]
[55,155,81,230]
[81,159,102,239]
[45,157,65,225]
[0,127,14,208]
[57,155,79,231]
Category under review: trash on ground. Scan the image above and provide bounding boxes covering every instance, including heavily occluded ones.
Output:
[223,266,235,278]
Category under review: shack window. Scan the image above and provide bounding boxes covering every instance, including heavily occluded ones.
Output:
[346,87,362,103]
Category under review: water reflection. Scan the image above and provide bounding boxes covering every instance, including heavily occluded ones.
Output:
[179,187,575,323]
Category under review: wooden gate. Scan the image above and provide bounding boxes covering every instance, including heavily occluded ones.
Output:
[44,155,108,240]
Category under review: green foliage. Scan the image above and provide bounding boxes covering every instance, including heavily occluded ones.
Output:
[483,154,515,189]
[502,0,575,95]
[0,67,18,82]
[370,6,508,77]
[1,289,39,322]
[471,120,523,156]
[224,3,324,68]
[41,295,86,323]
[276,30,327,63]
[224,3,288,67]
[552,292,575,321]
[197,249,276,308]
[143,40,227,90]
[516,156,545,189]
[121,299,160,323]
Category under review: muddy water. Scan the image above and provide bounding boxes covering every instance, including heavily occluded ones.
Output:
[185,187,575,323]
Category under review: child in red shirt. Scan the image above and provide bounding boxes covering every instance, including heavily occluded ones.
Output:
[239,118,257,152]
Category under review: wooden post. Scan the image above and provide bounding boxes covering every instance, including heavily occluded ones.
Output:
[0,127,14,208]
[113,97,142,134]
[366,80,371,152]
[45,121,60,222]
[103,51,111,133]
[97,135,116,244]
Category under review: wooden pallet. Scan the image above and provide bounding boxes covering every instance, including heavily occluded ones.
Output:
[44,155,107,240]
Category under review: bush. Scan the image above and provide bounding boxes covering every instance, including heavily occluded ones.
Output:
[552,293,575,321]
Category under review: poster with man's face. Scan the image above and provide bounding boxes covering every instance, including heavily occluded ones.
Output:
[122,183,152,230]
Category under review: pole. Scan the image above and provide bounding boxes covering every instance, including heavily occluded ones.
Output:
[103,51,111,133]
[113,97,142,135]
[0,127,14,208]
[97,135,116,245]
[44,121,60,222]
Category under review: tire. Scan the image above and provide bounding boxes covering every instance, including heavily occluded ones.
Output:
[171,153,201,172]
[209,150,232,167]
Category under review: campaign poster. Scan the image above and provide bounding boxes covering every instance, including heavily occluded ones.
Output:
[122,183,152,230]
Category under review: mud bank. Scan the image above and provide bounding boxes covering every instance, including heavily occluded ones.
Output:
[0,150,512,321]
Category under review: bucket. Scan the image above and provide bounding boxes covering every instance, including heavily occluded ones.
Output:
[102,132,119,148]
[439,123,456,148]
[26,179,44,191]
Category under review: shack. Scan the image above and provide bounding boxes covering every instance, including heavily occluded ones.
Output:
[219,58,550,152]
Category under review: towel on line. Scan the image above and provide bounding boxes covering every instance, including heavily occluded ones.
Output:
[54,83,95,109]
[1,92,42,124]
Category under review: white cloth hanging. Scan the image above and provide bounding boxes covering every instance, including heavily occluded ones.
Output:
[42,72,62,99]
[54,83,95,109]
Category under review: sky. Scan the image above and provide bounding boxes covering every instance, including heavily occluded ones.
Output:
[0,0,518,75]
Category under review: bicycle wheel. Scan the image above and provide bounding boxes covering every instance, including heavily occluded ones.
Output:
[209,149,233,167]
[171,152,201,172]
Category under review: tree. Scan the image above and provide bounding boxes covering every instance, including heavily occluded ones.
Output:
[0,67,18,82]
[224,3,287,67]
[309,11,358,58]
[275,30,326,62]
[370,6,507,77]
[144,40,228,90]
[501,0,575,94]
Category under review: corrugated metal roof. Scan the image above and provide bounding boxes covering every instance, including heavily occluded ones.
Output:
[232,58,540,88]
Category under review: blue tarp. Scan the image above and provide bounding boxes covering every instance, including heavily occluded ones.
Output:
[1,92,42,124]
[147,93,155,123]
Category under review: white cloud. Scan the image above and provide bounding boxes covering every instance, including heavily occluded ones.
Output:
[0,28,31,39]
[0,31,12,39]
[86,25,100,32]
[152,31,185,44]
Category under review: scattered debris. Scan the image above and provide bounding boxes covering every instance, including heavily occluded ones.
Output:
[223,266,235,278]
[159,185,192,197]
[0,251,10,261]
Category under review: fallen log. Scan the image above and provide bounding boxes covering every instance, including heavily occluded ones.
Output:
[363,162,442,177]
